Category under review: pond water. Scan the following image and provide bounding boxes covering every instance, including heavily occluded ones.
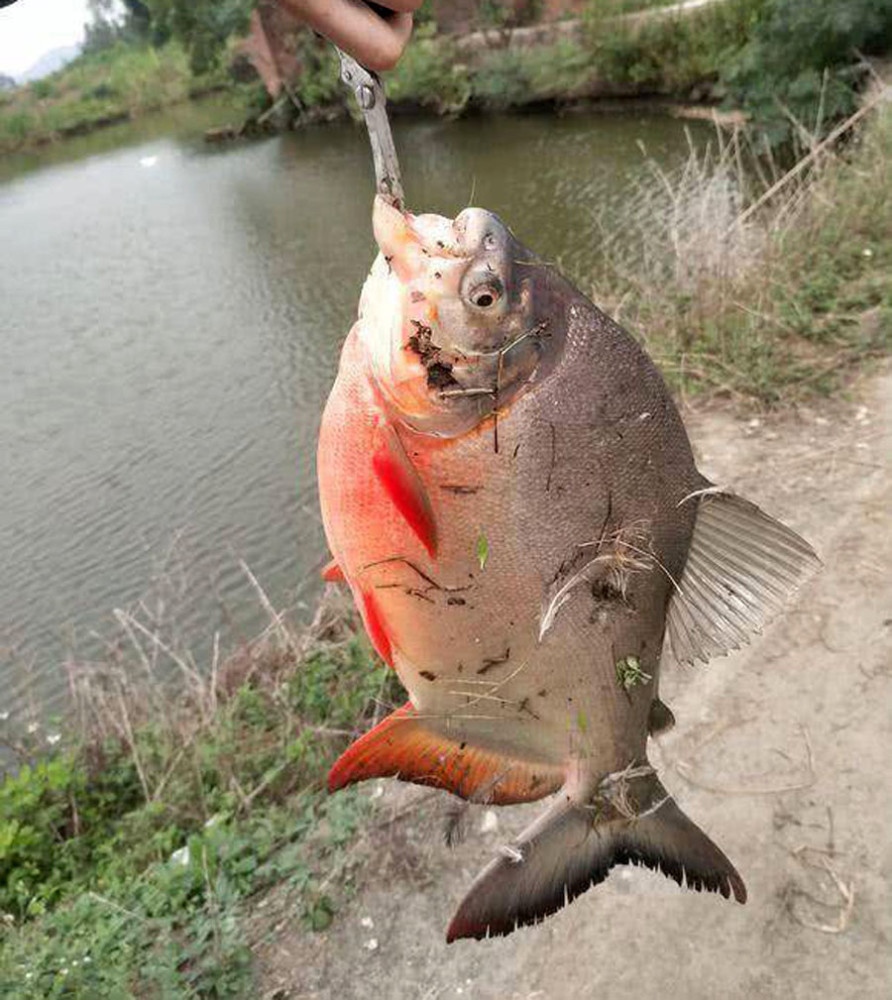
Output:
[0,100,709,716]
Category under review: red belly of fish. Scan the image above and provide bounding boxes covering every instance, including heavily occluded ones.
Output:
[317,326,435,667]
[318,326,567,804]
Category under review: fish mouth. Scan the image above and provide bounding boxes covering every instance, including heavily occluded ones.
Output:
[373,196,466,275]
[366,197,542,435]
[371,197,481,394]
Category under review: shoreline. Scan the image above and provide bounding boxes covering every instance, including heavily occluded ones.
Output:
[0,84,743,160]
[14,82,230,152]
[1,1,749,158]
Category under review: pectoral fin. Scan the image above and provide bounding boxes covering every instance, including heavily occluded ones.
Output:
[373,422,438,558]
[328,702,563,806]
[668,491,820,666]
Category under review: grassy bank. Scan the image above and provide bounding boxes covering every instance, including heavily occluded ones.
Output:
[280,0,889,149]
[3,0,888,156]
[0,584,404,998]
[593,92,892,402]
[0,42,251,155]
[276,0,767,120]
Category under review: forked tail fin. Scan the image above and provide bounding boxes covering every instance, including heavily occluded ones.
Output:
[446,776,745,942]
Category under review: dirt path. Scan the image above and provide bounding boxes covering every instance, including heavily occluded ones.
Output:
[257,363,892,1000]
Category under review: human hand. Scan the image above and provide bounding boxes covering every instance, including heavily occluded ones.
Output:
[279,0,422,72]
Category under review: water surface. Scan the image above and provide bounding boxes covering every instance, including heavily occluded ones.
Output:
[0,105,708,715]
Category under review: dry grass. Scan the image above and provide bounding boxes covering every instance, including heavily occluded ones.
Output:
[59,562,375,816]
[0,555,400,996]
[593,90,892,402]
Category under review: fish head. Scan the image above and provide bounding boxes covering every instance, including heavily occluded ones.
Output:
[358,196,554,436]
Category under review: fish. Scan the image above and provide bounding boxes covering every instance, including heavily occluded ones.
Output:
[316,195,819,942]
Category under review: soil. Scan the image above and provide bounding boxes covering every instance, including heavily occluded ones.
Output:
[254,363,892,1000]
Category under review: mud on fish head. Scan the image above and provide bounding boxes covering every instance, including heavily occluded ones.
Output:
[358,196,552,436]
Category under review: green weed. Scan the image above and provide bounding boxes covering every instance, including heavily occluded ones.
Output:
[722,0,892,147]
[583,0,767,96]
[0,585,404,998]
[28,80,55,100]
[385,25,472,115]
[593,101,892,402]
[615,655,652,691]
[289,34,342,110]
[0,42,228,153]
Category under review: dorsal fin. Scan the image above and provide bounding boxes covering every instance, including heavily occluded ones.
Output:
[667,492,820,666]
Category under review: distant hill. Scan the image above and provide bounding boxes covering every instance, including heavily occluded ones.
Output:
[16,43,83,83]
[0,73,16,91]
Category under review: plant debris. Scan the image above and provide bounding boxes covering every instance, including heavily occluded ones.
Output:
[476,532,489,571]
[615,655,652,691]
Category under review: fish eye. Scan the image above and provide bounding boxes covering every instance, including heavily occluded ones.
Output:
[467,280,502,310]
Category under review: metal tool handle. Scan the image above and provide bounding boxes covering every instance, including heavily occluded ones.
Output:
[336,49,405,211]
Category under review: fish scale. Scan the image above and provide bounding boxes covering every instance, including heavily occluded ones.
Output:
[316,195,819,941]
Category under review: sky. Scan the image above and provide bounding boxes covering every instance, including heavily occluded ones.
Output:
[0,0,92,78]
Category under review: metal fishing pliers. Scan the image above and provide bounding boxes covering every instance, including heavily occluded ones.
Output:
[336,48,405,210]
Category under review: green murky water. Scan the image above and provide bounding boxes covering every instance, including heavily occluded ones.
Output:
[0,101,709,715]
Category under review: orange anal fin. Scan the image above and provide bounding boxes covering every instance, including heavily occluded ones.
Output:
[328,702,563,806]
[359,587,394,668]
[372,423,438,558]
[321,558,345,583]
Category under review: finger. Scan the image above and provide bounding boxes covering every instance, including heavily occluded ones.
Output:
[282,0,414,72]
[366,0,423,11]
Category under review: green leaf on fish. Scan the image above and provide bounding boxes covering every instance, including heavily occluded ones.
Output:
[476,532,489,571]
[615,655,652,692]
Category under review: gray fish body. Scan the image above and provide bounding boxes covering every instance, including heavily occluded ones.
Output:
[319,200,819,940]
[405,279,699,769]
